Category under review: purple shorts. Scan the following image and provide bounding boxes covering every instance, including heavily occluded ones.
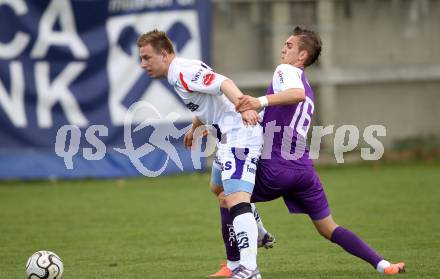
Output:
[251,163,330,220]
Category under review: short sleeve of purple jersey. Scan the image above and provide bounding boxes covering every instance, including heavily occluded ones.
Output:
[274,64,305,92]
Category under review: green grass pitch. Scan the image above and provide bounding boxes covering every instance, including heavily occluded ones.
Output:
[1,162,439,278]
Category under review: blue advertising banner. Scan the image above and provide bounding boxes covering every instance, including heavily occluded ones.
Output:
[0,0,211,179]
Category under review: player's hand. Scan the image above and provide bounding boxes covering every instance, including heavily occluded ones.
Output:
[184,127,195,149]
[236,95,260,113]
[184,126,208,149]
[241,110,259,126]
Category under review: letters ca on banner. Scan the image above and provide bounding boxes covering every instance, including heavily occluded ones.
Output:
[0,0,210,147]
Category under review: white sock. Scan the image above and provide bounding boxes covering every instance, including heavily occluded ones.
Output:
[227,260,240,270]
[232,212,258,270]
[250,203,268,241]
[376,259,391,273]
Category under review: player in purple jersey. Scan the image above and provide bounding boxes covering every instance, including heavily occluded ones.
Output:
[210,26,405,277]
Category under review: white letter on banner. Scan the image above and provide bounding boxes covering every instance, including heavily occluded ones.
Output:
[0,0,30,59]
[55,125,81,169]
[334,125,359,163]
[190,125,217,169]
[35,62,88,128]
[362,125,386,161]
[0,62,27,127]
[83,125,108,161]
[31,0,89,59]
[309,125,334,160]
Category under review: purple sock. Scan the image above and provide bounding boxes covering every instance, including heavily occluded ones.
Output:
[220,207,240,261]
[330,226,383,268]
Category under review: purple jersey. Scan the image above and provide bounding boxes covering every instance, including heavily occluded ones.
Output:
[260,64,315,169]
[251,64,329,218]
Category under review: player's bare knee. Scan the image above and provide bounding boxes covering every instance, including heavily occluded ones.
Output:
[217,192,227,208]
[318,227,333,240]
[224,192,251,209]
[210,183,223,196]
[322,223,340,240]
[313,216,338,240]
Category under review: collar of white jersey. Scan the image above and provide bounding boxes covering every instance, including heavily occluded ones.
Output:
[167,57,179,84]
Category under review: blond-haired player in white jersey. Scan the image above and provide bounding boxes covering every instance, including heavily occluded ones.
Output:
[137,29,265,279]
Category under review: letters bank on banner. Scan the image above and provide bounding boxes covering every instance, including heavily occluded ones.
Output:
[0,0,204,129]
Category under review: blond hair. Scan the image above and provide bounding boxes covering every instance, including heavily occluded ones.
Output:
[137,29,175,54]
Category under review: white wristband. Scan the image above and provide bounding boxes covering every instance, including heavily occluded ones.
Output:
[258,96,269,108]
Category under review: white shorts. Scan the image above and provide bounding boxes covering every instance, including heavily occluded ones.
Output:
[211,143,262,195]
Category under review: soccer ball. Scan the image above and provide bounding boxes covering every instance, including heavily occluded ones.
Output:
[25,251,64,279]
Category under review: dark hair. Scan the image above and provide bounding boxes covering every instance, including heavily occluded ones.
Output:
[137,29,175,54]
[292,26,322,67]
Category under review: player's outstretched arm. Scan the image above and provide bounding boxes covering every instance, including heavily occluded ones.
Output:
[266,88,305,106]
[220,79,259,126]
[236,88,305,113]
[220,79,244,106]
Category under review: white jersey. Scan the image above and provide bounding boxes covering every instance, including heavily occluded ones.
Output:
[167,57,262,147]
